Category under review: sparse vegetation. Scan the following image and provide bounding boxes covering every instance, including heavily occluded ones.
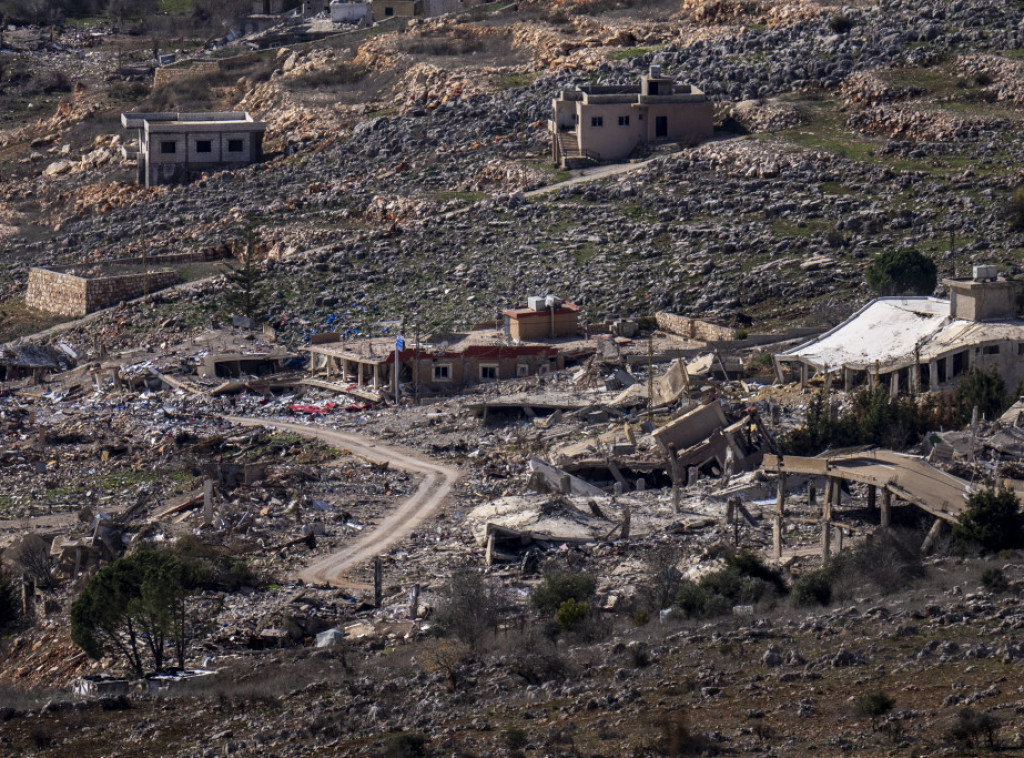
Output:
[434,568,507,648]
[947,708,1000,750]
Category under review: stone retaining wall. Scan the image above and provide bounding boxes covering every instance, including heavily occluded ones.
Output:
[27,267,181,317]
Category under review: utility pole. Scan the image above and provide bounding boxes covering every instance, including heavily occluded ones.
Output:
[647,334,654,424]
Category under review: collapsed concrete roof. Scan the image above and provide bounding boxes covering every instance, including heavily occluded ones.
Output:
[779,295,1024,374]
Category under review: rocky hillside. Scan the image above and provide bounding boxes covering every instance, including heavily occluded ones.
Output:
[0,0,1022,348]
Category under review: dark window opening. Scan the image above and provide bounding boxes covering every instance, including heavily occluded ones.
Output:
[952,350,968,377]
[648,81,660,95]
[618,115,630,127]
[983,345,1000,355]
[384,6,394,14]
[480,365,498,381]
[433,364,450,380]
[228,139,244,152]
[655,116,668,138]
[196,140,212,153]
[160,141,176,154]
[591,116,603,127]
[937,358,947,383]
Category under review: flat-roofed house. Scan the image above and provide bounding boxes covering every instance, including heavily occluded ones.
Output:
[550,66,714,168]
[121,111,267,187]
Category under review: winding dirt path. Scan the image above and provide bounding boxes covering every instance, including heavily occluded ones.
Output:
[227,416,461,588]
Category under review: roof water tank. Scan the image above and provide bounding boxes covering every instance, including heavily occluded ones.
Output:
[544,294,563,309]
[527,296,546,312]
[973,264,998,281]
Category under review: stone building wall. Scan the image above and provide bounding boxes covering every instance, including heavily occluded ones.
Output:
[26,268,88,317]
[26,268,180,317]
[655,311,736,342]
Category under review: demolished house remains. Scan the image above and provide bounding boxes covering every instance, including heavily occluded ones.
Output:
[776,266,1024,395]
[121,111,267,187]
[549,66,714,168]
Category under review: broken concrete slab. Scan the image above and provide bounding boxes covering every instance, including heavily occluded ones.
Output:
[528,456,606,497]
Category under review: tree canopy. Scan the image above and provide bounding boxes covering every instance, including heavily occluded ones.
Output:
[864,248,938,296]
[71,547,199,677]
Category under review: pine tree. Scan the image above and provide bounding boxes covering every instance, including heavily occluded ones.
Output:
[222,229,264,324]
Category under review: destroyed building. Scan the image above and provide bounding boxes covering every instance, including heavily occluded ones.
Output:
[307,331,565,399]
[120,111,267,187]
[776,266,1024,395]
[549,66,714,168]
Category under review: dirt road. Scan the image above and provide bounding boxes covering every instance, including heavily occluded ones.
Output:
[227,416,461,588]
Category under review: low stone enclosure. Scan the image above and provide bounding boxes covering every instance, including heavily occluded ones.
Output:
[26,249,228,317]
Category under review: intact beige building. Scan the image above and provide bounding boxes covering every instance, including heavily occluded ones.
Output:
[121,111,267,187]
[550,67,714,168]
[370,0,422,17]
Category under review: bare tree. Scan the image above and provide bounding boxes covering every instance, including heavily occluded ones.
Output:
[7,534,57,590]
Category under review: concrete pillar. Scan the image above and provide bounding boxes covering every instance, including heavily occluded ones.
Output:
[357,361,364,385]
[635,477,646,492]
[831,477,842,507]
[621,506,630,540]
[559,475,571,495]
[373,363,380,390]
[613,482,624,496]
[411,584,420,619]
[843,367,852,392]
[799,363,808,389]
[821,477,834,559]
[773,515,782,562]
[807,482,816,507]
[889,371,899,397]
[929,360,939,389]
[688,466,699,486]
[881,488,891,528]
[776,472,787,517]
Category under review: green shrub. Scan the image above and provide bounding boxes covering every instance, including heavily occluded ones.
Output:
[673,549,789,619]
[954,366,1009,425]
[385,731,429,758]
[865,248,937,296]
[504,728,528,751]
[828,13,854,34]
[981,567,1010,593]
[955,486,1024,553]
[1008,186,1024,231]
[633,610,650,627]
[781,386,929,456]
[555,598,591,632]
[791,569,833,607]
[675,580,733,619]
[531,572,597,614]
[855,691,895,729]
